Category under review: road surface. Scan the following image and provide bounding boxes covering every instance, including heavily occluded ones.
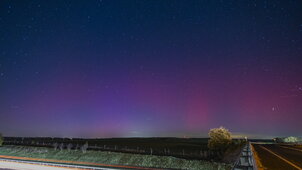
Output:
[252,144,302,170]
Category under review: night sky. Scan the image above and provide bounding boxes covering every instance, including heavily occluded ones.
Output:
[1,0,302,138]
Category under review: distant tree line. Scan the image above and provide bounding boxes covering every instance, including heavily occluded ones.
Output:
[274,136,301,143]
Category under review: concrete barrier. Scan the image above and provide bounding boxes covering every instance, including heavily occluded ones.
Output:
[232,143,257,170]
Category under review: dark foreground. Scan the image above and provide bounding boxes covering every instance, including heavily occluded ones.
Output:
[252,144,302,170]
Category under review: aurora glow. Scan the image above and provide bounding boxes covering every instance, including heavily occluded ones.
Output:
[0,0,301,138]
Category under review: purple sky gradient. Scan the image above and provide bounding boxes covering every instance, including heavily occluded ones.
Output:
[0,0,302,138]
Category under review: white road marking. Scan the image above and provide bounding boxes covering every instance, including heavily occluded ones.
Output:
[280,146,302,153]
[260,146,302,170]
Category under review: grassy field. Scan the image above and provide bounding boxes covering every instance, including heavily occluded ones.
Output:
[0,145,232,170]
[4,137,246,162]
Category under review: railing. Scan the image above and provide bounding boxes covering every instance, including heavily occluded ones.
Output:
[232,142,257,170]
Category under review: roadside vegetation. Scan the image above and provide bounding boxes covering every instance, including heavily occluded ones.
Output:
[208,127,232,151]
[4,137,221,161]
[0,145,232,170]
[0,128,245,169]
[208,127,246,163]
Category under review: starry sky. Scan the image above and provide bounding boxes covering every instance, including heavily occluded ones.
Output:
[0,0,302,138]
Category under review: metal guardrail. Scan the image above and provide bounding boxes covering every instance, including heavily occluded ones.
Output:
[232,143,257,170]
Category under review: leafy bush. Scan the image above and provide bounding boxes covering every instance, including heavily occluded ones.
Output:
[208,127,232,151]
[53,142,58,150]
[67,143,73,151]
[284,136,299,143]
[81,142,89,153]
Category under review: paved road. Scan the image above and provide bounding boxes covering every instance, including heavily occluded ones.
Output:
[252,144,302,170]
